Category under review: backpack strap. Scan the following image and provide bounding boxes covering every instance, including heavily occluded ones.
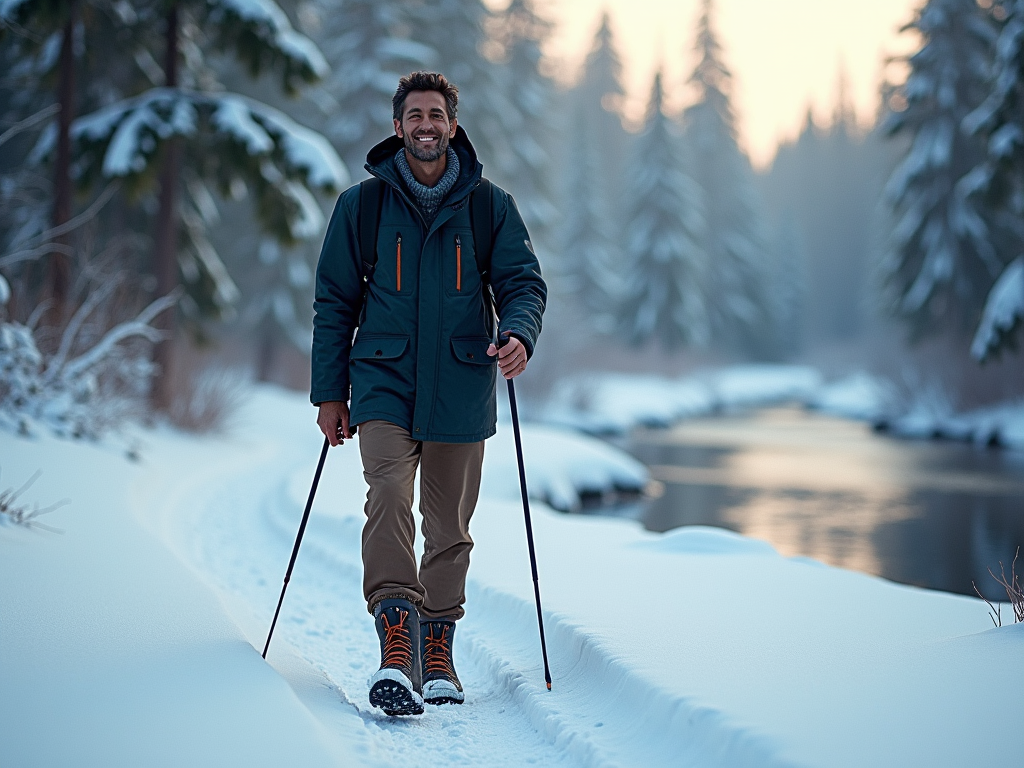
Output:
[469,178,493,285]
[358,177,385,282]
[468,178,497,331]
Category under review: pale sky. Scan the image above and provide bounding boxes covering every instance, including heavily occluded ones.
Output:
[532,0,922,168]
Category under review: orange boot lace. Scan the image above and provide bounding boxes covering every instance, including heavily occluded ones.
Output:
[423,623,455,679]
[381,609,413,669]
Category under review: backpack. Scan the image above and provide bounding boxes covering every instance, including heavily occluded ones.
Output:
[357,176,494,292]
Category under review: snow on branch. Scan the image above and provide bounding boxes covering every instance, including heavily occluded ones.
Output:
[972,257,1024,361]
[62,89,345,197]
[207,0,329,83]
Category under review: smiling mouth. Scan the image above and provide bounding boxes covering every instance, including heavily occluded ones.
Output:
[415,135,439,142]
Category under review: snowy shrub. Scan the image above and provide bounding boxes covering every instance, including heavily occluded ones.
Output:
[0,287,175,440]
[973,548,1024,627]
[168,364,251,434]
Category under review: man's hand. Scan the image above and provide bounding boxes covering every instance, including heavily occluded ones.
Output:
[487,332,528,380]
[317,401,353,446]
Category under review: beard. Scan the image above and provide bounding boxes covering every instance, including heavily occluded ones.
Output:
[403,129,449,162]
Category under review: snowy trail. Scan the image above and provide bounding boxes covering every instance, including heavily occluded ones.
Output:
[153,435,592,768]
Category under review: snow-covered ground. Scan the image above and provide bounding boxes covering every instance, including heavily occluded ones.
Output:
[2,385,1022,768]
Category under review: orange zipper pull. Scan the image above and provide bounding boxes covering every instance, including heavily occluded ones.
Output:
[396,233,402,292]
[455,234,462,292]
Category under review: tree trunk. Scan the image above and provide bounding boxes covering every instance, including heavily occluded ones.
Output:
[152,1,181,410]
[47,0,77,325]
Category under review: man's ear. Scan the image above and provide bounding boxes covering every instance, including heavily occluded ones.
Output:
[450,118,457,138]
[394,118,403,137]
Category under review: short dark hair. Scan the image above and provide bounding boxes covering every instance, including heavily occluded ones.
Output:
[393,72,459,122]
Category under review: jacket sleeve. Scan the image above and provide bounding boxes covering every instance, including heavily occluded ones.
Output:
[488,189,547,358]
[310,188,363,405]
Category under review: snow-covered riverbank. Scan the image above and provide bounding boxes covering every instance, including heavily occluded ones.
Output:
[1,385,1021,768]
[543,364,1024,451]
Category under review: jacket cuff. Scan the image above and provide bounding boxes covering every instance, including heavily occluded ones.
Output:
[310,387,349,406]
[501,328,535,359]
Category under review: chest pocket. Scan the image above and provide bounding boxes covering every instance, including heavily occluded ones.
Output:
[444,227,482,297]
[373,225,418,296]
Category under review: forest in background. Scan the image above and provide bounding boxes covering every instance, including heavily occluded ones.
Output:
[2,0,1023,436]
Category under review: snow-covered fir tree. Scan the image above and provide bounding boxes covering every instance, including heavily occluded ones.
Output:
[22,0,347,402]
[963,0,1024,357]
[559,12,628,317]
[311,0,432,173]
[484,0,557,244]
[616,72,707,349]
[681,0,774,355]
[885,0,1001,339]
[405,0,499,159]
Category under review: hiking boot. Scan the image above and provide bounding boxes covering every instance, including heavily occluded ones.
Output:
[420,619,464,705]
[368,598,424,716]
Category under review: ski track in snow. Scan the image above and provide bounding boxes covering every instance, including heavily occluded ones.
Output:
[162,443,590,768]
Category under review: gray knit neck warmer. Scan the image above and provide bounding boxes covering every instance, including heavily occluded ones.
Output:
[394,146,460,226]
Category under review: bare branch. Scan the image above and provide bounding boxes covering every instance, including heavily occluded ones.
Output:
[17,183,120,248]
[973,581,1002,628]
[59,292,179,382]
[0,242,75,269]
[44,278,120,380]
[0,104,59,149]
[25,299,52,330]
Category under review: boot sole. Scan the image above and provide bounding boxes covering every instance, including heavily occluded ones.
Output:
[369,679,425,716]
[423,678,465,705]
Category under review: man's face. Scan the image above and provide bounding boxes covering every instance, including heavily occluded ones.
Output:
[394,90,457,163]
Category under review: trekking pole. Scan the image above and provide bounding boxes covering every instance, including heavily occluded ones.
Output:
[500,337,553,690]
[262,435,330,659]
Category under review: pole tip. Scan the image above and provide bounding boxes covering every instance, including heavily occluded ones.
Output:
[546,681,552,691]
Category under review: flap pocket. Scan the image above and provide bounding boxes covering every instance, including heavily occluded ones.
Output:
[451,336,493,365]
[351,335,409,360]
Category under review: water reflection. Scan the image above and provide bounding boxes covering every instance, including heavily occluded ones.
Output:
[627,407,1024,599]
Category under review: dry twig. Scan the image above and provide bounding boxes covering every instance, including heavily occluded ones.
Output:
[0,469,67,533]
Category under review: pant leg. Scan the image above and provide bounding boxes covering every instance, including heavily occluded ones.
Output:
[417,439,485,620]
[358,420,424,613]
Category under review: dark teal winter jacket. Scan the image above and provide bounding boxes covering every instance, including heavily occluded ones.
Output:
[310,127,547,443]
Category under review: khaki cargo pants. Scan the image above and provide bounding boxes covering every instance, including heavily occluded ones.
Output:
[358,419,485,620]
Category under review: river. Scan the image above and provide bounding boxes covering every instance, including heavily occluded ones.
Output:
[622,406,1024,600]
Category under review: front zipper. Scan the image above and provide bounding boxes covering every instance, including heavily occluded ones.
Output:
[396,232,402,292]
[455,234,462,292]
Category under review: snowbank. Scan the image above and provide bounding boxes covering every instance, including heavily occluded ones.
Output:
[2,385,1021,768]
[879,398,1024,449]
[543,364,822,435]
[481,422,649,512]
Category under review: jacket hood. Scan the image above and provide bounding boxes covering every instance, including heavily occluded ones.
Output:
[364,125,483,199]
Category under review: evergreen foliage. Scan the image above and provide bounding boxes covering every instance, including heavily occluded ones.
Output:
[616,73,707,349]
[312,0,432,173]
[484,0,557,242]
[963,0,1024,356]
[884,0,1001,338]
[682,0,773,354]
[559,13,628,317]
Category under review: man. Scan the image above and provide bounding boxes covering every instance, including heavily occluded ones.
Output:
[311,72,546,717]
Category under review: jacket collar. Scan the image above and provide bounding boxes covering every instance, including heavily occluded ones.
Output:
[364,125,484,214]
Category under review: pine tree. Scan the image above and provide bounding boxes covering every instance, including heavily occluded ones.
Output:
[616,72,707,349]
[963,0,1024,356]
[559,12,628,316]
[681,0,773,355]
[885,0,1001,339]
[312,0,432,173]
[485,0,557,243]
[406,0,497,155]
[23,0,347,404]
